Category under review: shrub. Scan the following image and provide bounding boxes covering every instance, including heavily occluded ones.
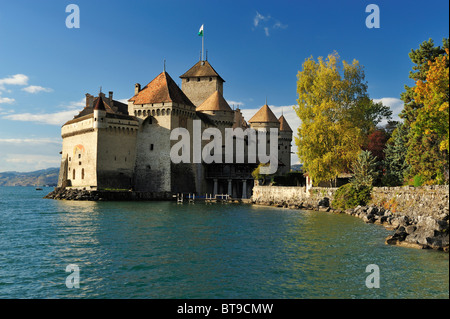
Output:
[412,174,424,187]
[332,183,372,210]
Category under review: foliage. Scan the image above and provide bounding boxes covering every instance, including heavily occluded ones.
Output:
[332,183,372,210]
[413,49,449,153]
[365,129,389,161]
[350,150,378,189]
[252,163,273,185]
[294,51,391,185]
[382,122,410,186]
[398,38,449,185]
[412,174,425,187]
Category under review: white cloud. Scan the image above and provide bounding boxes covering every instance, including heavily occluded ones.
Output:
[2,98,85,125]
[0,138,61,144]
[373,97,404,124]
[254,11,269,27]
[227,100,245,108]
[5,154,60,164]
[22,85,53,94]
[3,109,80,126]
[253,11,287,37]
[0,97,15,104]
[0,74,29,90]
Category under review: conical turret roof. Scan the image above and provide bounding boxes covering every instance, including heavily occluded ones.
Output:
[196,90,233,112]
[93,95,106,111]
[278,115,293,132]
[248,104,279,124]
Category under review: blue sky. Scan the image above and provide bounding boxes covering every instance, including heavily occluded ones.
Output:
[0,0,448,171]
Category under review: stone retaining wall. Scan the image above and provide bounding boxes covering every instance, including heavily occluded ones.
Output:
[251,185,449,251]
[251,185,449,217]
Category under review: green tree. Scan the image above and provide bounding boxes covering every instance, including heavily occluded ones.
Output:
[350,150,378,189]
[294,52,391,185]
[399,38,449,184]
[382,122,410,186]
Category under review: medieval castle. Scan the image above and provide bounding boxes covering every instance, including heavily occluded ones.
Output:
[57,59,292,198]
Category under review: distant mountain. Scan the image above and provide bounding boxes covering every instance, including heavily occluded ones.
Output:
[291,164,303,172]
[0,168,59,187]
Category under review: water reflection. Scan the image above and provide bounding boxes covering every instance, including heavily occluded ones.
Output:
[0,188,448,299]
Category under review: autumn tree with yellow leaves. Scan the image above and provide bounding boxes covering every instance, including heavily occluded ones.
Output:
[294,52,391,186]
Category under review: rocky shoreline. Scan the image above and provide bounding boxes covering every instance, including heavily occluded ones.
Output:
[43,187,173,201]
[251,199,449,252]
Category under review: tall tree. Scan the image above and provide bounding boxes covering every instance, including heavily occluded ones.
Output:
[382,122,410,186]
[294,52,391,185]
[399,38,449,184]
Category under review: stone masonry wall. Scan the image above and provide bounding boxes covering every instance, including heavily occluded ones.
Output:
[251,185,449,217]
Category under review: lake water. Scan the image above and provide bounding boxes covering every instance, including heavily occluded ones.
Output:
[0,187,448,299]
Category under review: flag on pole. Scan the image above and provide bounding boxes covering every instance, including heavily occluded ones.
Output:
[198,24,204,36]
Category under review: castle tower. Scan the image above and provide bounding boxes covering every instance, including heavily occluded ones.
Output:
[180,60,225,107]
[128,71,197,193]
[278,115,293,174]
[196,90,234,130]
[248,104,280,131]
[93,94,107,129]
[59,91,138,190]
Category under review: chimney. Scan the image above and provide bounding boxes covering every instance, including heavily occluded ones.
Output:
[85,93,93,108]
[135,83,141,95]
[109,91,113,105]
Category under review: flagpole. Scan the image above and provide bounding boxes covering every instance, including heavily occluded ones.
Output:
[202,27,204,61]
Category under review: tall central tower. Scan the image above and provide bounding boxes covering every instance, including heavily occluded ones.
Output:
[180,60,225,107]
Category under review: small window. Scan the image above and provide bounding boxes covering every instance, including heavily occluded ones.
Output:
[81,168,85,180]
[69,157,71,162]
[186,78,190,82]
[79,161,81,165]
[197,78,200,82]
[114,156,117,161]
[73,169,76,180]
[209,77,212,81]
[150,144,154,151]
[78,154,81,159]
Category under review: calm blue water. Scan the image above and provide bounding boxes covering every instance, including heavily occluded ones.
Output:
[0,187,448,299]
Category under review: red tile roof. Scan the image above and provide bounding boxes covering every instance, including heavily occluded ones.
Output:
[130,71,195,107]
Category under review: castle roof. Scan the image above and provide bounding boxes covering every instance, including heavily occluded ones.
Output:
[65,95,135,126]
[278,115,293,132]
[196,90,233,112]
[129,71,195,107]
[93,95,106,111]
[180,60,225,82]
[248,104,279,124]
